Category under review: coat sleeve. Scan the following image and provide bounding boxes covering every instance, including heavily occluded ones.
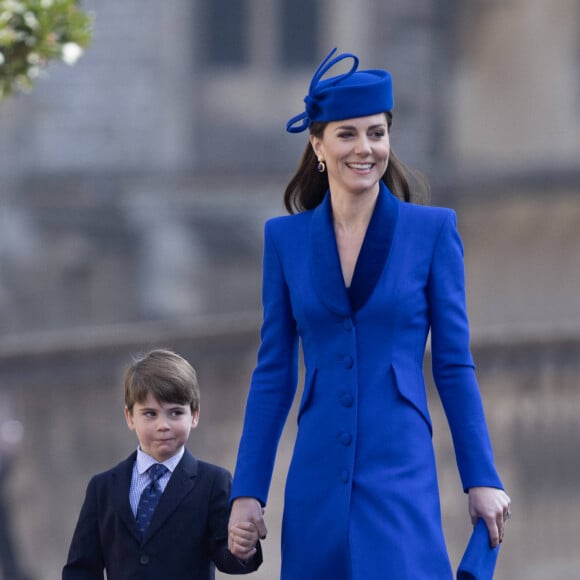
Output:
[62,476,105,579]
[209,468,263,574]
[427,211,503,492]
[231,219,300,505]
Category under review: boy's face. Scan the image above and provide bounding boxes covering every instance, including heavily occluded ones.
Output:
[124,392,199,462]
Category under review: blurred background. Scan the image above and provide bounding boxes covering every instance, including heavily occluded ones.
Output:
[0,0,579,578]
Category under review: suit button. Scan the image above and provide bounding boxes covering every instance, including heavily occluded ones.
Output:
[340,470,350,483]
[139,554,150,565]
[340,393,354,407]
[338,431,352,446]
[343,319,353,331]
[342,355,353,369]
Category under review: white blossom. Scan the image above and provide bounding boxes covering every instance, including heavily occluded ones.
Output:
[23,10,38,29]
[0,51,4,66]
[0,11,14,24]
[26,51,40,64]
[61,42,83,65]
[26,65,40,79]
[0,1,26,14]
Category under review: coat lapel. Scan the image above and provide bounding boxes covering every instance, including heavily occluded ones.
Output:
[310,183,400,316]
[310,192,352,317]
[348,182,399,312]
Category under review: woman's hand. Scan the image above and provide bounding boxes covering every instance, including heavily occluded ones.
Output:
[228,497,267,559]
[468,486,511,547]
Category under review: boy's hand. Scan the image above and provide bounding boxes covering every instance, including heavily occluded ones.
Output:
[228,521,260,559]
[228,497,267,559]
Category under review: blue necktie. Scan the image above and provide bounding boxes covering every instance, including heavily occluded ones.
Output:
[135,463,168,536]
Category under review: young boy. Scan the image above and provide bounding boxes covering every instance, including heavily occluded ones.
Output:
[63,349,262,579]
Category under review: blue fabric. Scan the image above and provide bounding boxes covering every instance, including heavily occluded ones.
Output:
[231,184,503,579]
[286,48,394,133]
[135,463,168,536]
[457,519,500,579]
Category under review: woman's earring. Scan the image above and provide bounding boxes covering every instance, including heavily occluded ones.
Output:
[317,158,326,173]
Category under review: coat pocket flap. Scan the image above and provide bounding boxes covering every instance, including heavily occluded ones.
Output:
[391,363,433,435]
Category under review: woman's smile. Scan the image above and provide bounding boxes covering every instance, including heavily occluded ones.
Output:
[346,162,374,172]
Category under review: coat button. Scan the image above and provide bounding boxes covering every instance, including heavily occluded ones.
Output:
[340,393,354,407]
[343,318,353,331]
[338,431,352,446]
[340,470,350,483]
[342,355,354,369]
[139,554,150,565]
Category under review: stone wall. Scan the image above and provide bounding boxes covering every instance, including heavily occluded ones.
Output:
[0,314,579,579]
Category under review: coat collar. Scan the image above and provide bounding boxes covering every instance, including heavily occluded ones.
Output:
[310,181,399,316]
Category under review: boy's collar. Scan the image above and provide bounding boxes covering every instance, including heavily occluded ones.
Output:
[136,445,185,474]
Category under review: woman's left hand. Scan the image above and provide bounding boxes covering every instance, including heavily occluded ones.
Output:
[468,486,511,547]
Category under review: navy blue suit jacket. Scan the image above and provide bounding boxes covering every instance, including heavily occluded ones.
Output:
[63,449,261,580]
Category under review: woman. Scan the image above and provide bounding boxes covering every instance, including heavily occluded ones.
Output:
[227,49,510,579]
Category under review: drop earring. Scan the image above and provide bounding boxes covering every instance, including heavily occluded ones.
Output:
[317,158,326,173]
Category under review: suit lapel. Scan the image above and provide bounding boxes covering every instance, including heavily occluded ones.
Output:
[348,183,399,312]
[110,452,142,542]
[310,183,400,316]
[143,449,198,542]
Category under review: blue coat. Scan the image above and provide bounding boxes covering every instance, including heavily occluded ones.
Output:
[232,184,502,579]
[63,449,262,579]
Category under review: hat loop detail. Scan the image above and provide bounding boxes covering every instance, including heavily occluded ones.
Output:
[307,48,359,95]
[286,48,392,134]
[286,48,359,134]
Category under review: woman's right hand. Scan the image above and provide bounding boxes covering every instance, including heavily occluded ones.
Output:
[228,497,267,558]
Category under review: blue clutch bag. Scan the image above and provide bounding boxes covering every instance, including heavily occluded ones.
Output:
[456,519,500,580]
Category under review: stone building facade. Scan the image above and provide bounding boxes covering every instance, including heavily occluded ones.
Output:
[0,1,579,578]
[1,0,576,336]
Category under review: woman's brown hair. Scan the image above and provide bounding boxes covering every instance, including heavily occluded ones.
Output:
[283,112,429,214]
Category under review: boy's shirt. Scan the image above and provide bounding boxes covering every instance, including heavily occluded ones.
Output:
[128,446,183,515]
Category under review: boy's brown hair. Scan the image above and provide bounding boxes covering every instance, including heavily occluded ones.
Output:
[124,349,200,412]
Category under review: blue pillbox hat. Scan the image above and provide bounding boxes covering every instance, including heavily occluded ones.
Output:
[286,48,394,133]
